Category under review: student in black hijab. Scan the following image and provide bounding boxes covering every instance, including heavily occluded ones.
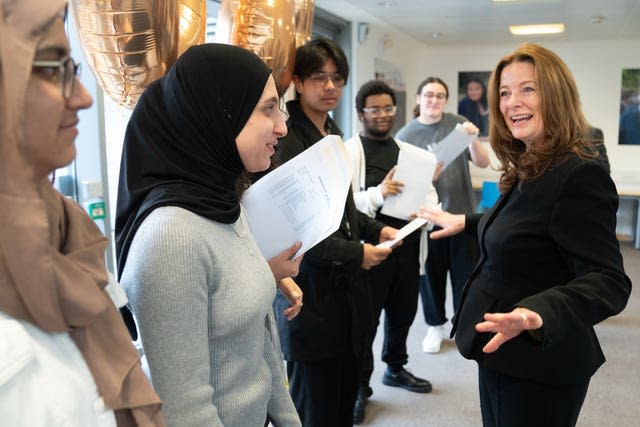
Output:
[116,43,302,427]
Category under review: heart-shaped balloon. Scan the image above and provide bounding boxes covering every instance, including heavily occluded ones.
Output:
[178,0,208,54]
[294,0,315,48]
[216,0,296,95]
[69,0,206,109]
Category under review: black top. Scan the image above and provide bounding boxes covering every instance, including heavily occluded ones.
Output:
[360,135,407,231]
[361,136,398,189]
[273,100,385,361]
[589,126,610,174]
[453,154,631,384]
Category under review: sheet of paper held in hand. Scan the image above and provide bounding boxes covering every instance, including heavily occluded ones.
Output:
[376,217,428,249]
[431,123,477,169]
[380,143,437,220]
[241,135,351,260]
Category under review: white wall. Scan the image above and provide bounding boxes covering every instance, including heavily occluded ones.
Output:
[316,0,640,238]
[407,40,640,181]
[315,1,428,137]
[317,0,640,181]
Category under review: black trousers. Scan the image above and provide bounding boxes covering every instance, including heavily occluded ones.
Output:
[287,356,359,427]
[358,237,420,388]
[420,230,479,326]
[478,366,589,427]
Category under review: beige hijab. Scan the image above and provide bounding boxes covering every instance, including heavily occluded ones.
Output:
[0,1,164,425]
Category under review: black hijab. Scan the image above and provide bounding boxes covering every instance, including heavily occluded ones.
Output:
[115,43,271,277]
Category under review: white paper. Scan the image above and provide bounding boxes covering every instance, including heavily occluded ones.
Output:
[380,144,437,220]
[241,135,351,260]
[431,123,477,169]
[376,217,428,249]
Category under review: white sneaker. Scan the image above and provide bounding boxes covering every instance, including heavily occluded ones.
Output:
[422,325,445,353]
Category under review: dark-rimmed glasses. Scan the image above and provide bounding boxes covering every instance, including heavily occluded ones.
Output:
[32,57,81,99]
[362,105,397,117]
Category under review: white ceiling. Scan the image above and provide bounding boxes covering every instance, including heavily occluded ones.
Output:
[316,0,640,45]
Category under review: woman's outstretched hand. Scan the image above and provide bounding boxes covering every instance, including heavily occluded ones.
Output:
[475,308,544,353]
[417,207,465,239]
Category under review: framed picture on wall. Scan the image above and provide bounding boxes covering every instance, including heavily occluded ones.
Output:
[619,68,640,145]
[458,71,491,139]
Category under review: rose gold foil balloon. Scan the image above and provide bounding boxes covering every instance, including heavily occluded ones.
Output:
[70,0,206,109]
[217,0,296,95]
[178,0,207,55]
[294,0,315,48]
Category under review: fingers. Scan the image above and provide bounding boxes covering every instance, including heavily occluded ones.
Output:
[282,241,302,259]
[383,180,404,196]
[361,244,392,269]
[481,310,540,330]
[283,306,300,321]
[277,278,303,320]
[382,168,403,197]
[288,292,303,305]
[475,309,543,353]
[482,333,508,353]
[365,252,390,268]
[418,209,438,222]
[476,312,524,332]
[269,242,303,280]
[384,166,396,180]
[283,294,303,320]
[380,226,397,242]
[427,229,449,240]
[462,121,480,135]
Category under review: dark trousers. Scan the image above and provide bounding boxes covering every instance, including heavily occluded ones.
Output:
[287,356,359,427]
[478,366,589,427]
[358,237,420,387]
[420,230,479,326]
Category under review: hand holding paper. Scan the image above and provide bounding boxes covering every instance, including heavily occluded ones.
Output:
[362,243,393,270]
[431,123,478,169]
[376,217,428,249]
[241,135,351,260]
[417,206,465,239]
[381,167,404,198]
[267,242,303,280]
[380,144,437,220]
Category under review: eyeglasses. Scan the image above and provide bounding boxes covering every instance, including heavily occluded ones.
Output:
[32,56,81,99]
[306,72,345,88]
[362,105,397,117]
[423,92,447,100]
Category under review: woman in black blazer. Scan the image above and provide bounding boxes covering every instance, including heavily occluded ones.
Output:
[420,43,631,427]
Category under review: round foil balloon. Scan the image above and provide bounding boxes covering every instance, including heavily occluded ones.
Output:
[217,0,296,94]
[70,0,206,109]
[294,0,315,48]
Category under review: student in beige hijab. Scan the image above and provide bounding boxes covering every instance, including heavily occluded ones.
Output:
[0,1,164,425]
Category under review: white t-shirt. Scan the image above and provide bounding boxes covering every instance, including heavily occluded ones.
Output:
[0,311,116,427]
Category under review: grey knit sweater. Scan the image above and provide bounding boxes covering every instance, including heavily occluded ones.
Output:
[121,206,300,427]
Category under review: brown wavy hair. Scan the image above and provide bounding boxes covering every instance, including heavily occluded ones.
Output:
[487,43,593,192]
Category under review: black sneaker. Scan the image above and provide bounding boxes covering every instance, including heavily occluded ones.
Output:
[382,367,432,393]
[353,386,373,424]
